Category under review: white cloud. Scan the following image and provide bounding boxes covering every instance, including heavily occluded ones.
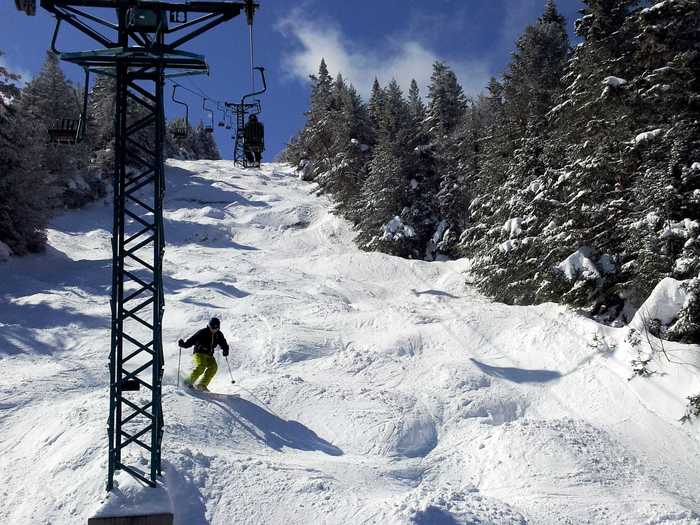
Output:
[276,13,492,99]
[0,55,32,86]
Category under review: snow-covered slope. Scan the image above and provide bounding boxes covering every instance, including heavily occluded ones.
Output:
[1,160,700,524]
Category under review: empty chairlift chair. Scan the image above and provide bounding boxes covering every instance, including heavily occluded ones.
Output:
[203,98,214,133]
[48,68,90,145]
[49,118,81,144]
[171,84,189,138]
[217,104,227,128]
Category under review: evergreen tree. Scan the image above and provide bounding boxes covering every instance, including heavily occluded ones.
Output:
[88,74,116,149]
[466,1,571,303]
[309,58,333,118]
[0,52,51,254]
[626,0,700,338]
[19,51,90,206]
[367,78,384,131]
[357,80,415,255]
[298,59,340,183]
[166,118,195,159]
[426,62,467,139]
[425,62,468,256]
[84,73,116,200]
[530,0,639,310]
[327,79,372,222]
[503,0,570,131]
[403,79,440,259]
[407,79,426,127]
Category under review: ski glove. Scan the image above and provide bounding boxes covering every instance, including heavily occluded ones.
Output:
[178,339,186,348]
[223,349,229,357]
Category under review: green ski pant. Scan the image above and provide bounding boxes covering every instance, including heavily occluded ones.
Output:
[187,353,218,387]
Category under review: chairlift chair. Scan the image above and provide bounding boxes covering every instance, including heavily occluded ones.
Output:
[48,68,90,145]
[49,118,80,144]
[14,0,36,16]
[171,84,189,138]
[217,103,226,128]
[228,66,267,167]
[202,98,214,133]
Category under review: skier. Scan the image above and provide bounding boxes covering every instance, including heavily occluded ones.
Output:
[178,317,229,392]
[243,114,265,167]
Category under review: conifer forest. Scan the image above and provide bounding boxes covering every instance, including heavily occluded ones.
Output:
[283,0,700,343]
[0,51,219,256]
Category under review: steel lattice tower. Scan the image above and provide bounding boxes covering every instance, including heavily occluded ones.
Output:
[15,0,257,490]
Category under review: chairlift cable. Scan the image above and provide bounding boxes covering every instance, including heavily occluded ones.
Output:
[249,23,255,92]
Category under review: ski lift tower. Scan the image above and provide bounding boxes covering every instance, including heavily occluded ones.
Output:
[14,0,259,491]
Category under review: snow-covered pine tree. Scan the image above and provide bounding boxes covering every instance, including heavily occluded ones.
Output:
[507,0,642,312]
[165,118,195,159]
[294,59,339,183]
[466,0,570,303]
[625,0,700,340]
[323,77,372,223]
[407,79,426,129]
[424,62,468,257]
[88,74,116,150]
[368,77,384,131]
[460,77,511,263]
[200,126,221,160]
[404,79,440,259]
[356,79,415,256]
[426,61,467,139]
[314,73,351,192]
[503,0,570,131]
[310,58,334,118]
[0,52,51,255]
[19,51,92,207]
[191,121,221,160]
[82,72,116,201]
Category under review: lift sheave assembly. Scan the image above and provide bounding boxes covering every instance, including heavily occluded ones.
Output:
[14,0,260,492]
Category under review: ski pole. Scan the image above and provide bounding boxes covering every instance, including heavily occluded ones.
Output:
[225,356,236,384]
[177,343,182,387]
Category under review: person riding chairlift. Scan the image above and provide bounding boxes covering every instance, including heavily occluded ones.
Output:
[243,114,265,167]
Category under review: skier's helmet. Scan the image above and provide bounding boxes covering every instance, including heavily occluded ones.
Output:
[209,317,221,330]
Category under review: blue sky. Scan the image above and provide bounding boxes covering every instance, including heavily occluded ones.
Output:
[1,0,584,159]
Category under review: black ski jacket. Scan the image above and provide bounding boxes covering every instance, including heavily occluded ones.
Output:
[182,327,229,356]
[244,120,265,149]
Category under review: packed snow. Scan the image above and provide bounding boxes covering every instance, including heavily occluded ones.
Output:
[1,161,700,524]
[381,216,416,242]
[502,218,523,239]
[555,247,601,281]
[630,277,687,329]
[602,76,627,88]
[633,128,663,144]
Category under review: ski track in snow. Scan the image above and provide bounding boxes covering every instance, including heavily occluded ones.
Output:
[1,160,700,524]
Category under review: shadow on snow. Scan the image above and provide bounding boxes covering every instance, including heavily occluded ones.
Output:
[470,358,562,384]
[413,506,460,525]
[412,289,460,299]
[165,463,208,525]
[0,245,111,355]
[165,166,270,209]
[202,392,343,457]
